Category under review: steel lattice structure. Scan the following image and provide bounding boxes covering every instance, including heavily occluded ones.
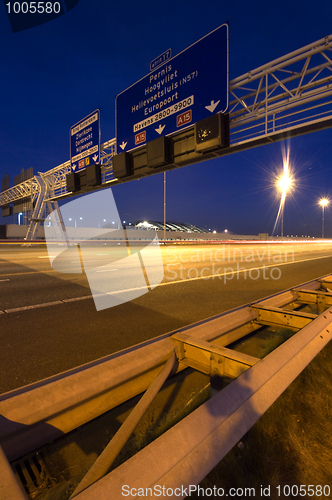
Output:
[1,36,332,240]
[229,35,332,150]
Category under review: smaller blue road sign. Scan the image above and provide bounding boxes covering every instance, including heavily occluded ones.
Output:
[70,110,100,171]
[116,24,228,154]
[150,49,172,72]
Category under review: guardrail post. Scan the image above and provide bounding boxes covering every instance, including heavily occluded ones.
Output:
[0,446,27,500]
[70,350,178,498]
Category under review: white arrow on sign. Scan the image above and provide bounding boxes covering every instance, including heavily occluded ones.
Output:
[120,141,127,150]
[205,100,220,113]
[92,154,98,162]
[72,163,77,171]
[155,124,166,135]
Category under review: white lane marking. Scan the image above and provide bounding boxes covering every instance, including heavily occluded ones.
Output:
[5,301,63,313]
[71,260,109,263]
[96,269,119,273]
[62,296,91,303]
[0,279,10,282]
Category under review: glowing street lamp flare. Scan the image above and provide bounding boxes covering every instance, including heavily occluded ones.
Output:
[276,173,293,195]
[276,154,294,201]
[319,198,329,208]
[319,198,330,238]
[272,146,295,238]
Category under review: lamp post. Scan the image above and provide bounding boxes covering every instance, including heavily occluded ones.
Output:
[272,148,295,239]
[319,198,329,238]
[276,172,293,238]
[163,172,166,244]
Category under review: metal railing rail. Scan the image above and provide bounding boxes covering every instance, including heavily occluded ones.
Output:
[1,275,332,498]
[229,35,332,145]
[2,275,332,498]
[0,276,325,463]
[81,304,332,500]
[70,351,178,498]
[0,446,26,500]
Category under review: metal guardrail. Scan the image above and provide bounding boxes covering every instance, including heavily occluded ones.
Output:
[0,446,26,500]
[0,276,329,483]
[81,304,332,499]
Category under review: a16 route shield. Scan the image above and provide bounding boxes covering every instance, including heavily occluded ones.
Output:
[116,23,228,153]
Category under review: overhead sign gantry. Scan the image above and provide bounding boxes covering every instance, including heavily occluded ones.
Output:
[115,24,229,153]
[2,33,332,241]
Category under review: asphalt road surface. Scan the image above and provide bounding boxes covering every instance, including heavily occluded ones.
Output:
[1,240,332,393]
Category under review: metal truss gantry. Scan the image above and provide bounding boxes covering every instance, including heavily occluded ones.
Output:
[1,36,332,240]
[229,35,332,151]
[0,138,116,240]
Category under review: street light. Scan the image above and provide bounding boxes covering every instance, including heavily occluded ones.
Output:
[275,169,294,238]
[271,146,296,238]
[319,198,329,238]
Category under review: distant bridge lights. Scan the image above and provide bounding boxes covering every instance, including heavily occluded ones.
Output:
[319,198,330,238]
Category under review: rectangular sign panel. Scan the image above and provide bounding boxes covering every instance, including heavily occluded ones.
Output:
[150,48,172,72]
[116,24,228,154]
[70,109,100,171]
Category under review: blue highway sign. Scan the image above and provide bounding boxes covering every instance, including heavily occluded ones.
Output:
[70,109,100,171]
[116,24,228,153]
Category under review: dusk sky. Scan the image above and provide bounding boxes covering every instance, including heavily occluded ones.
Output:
[1,0,332,236]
